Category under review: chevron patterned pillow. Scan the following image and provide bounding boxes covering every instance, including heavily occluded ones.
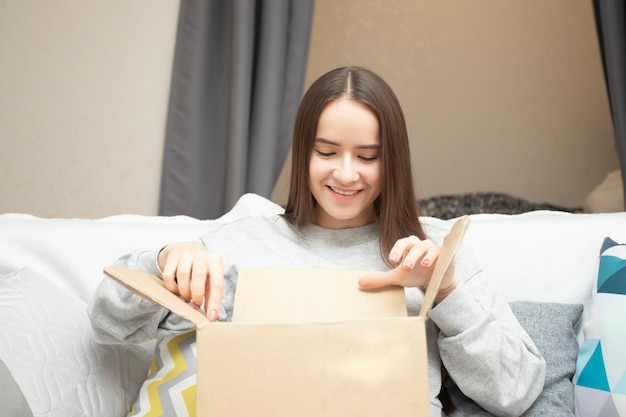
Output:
[574,237,626,416]
[129,331,197,417]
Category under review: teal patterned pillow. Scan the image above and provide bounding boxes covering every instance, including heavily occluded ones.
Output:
[574,237,626,416]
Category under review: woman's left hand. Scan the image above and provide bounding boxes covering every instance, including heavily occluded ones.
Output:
[358,235,459,303]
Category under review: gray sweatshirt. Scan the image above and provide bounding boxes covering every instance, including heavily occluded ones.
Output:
[88,211,545,417]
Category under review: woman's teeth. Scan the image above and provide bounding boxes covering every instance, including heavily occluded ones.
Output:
[330,186,358,196]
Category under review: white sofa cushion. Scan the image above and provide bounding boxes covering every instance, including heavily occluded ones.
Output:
[0,268,152,417]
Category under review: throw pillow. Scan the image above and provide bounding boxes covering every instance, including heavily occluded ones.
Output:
[0,268,152,417]
[446,301,583,416]
[128,331,197,417]
[574,237,626,416]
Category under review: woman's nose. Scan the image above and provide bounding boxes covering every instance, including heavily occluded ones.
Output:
[333,157,359,183]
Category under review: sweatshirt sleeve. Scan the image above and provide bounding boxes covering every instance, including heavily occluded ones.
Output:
[87,248,195,344]
[429,282,546,417]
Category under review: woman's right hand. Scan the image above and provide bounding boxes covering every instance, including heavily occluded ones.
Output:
[157,242,223,321]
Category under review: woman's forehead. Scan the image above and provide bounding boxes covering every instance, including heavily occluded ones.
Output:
[315,100,380,146]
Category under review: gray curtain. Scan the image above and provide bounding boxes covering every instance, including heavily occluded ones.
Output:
[159,0,315,219]
[594,0,626,208]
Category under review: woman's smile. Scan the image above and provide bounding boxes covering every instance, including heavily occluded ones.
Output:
[328,186,361,197]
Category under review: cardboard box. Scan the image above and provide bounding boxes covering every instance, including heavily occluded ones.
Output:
[104,216,469,416]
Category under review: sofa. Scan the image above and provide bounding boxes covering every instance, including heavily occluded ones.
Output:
[1,193,625,417]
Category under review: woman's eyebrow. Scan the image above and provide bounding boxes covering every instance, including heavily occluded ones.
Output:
[314,137,380,150]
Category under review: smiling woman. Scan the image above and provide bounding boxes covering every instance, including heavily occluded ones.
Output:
[89,66,546,416]
[284,66,424,257]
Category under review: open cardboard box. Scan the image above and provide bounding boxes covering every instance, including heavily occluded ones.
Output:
[104,216,469,416]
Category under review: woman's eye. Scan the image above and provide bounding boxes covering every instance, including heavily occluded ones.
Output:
[359,155,379,162]
[316,150,335,157]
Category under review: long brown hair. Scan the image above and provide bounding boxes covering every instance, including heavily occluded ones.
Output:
[283,66,426,261]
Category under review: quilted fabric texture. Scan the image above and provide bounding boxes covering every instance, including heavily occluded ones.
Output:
[0,268,152,417]
[445,301,583,416]
[129,331,197,417]
[574,237,626,416]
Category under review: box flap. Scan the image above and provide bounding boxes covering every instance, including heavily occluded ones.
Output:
[233,269,407,323]
[419,215,470,318]
[103,266,209,326]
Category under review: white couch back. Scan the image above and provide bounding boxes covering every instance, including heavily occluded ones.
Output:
[456,211,626,310]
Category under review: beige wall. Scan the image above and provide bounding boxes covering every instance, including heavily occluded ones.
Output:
[273,0,617,208]
[1,0,617,218]
[0,0,179,217]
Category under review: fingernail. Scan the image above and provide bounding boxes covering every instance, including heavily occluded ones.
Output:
[389,252,399,263]
[404,260,413,268]
[208,309,218,322]
[421,258,431,266]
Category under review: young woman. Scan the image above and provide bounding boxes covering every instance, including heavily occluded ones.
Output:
[89,66,545,416]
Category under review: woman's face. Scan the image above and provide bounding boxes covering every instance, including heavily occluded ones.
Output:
[309,99,382,229]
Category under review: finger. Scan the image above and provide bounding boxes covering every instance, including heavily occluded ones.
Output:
[403,242,439,270]
[358,270,400,289]
[175,255,194,301]
[388,235,420,264]
[205,256,224,321]
[190,262,207,308]
[162,254,181,295]
[418,246,440,268]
